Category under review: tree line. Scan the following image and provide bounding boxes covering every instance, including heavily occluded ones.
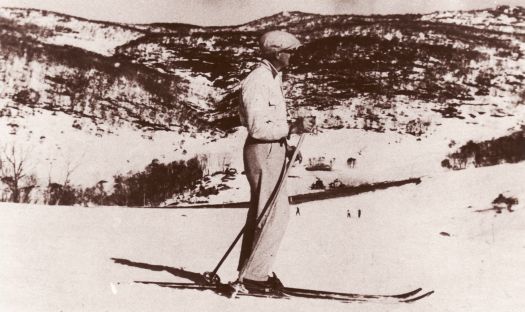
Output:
[108,158,203,207]
[442,127,525,170]
[0,149,204,207]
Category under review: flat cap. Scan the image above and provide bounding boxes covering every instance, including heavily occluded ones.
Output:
[259,30,301,54]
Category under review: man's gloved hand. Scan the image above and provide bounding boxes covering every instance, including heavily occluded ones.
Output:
[286,144,302,164]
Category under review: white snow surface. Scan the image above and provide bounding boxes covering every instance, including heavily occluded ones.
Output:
[1,161,524,311]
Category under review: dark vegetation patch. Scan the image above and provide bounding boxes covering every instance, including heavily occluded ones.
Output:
[0,21,205,132]
[31,157,205,207]
[442,127,525,170]
[2,9,524,135]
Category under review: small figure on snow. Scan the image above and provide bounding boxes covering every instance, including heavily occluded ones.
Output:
[296,206,301,216]
[347,209,351,218]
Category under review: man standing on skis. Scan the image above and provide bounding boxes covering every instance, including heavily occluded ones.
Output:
[237,30,315,292]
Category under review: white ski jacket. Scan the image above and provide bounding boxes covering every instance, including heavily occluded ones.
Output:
[239,59,289,141]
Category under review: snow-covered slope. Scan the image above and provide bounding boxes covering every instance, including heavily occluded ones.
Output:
[0,161,523,311]
[0,7,144,56]
[422,5,525,34]
[167,101,525,206]
[2,88,522,204]
[0,107,229,188]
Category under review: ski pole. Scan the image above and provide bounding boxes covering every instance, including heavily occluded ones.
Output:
[204,134,306,284]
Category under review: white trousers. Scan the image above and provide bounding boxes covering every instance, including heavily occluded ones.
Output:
[238,141,289,281]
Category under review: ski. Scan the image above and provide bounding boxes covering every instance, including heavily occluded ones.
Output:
[281,285,432,302]
[135,280,433,303]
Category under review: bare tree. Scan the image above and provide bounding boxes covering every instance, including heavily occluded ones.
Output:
[44,149,85,205]
[20,175,38,203]
[0,144,36,203]
[55,159,82,205]
[218,152,232,173]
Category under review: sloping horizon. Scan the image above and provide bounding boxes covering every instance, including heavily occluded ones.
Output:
[0,0,523,27]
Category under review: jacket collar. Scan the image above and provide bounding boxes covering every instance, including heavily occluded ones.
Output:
[261,59,279,78]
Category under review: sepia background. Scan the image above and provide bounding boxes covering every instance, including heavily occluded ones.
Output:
[0,0,524,311]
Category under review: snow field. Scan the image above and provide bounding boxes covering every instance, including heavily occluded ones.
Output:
[1,161,524,311]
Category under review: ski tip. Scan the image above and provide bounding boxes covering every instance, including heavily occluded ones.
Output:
[402,290,434,303]
[391,287,422,299]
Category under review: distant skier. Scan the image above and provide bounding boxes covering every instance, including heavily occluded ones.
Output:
[347,209,351,218]
[358,209,361,218]
[237,30,315,292]
[296,206,300,216]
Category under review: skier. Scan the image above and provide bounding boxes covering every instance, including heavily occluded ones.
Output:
[347,209,351,218]
[237,30,315,292]
[296,206,300,216]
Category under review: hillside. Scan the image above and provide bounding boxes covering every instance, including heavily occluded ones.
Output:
[0,6,524,202]
[421,5,525,34]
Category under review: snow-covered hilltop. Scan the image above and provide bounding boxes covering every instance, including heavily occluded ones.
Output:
[421,5,525,34]
[0,7,144,56]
